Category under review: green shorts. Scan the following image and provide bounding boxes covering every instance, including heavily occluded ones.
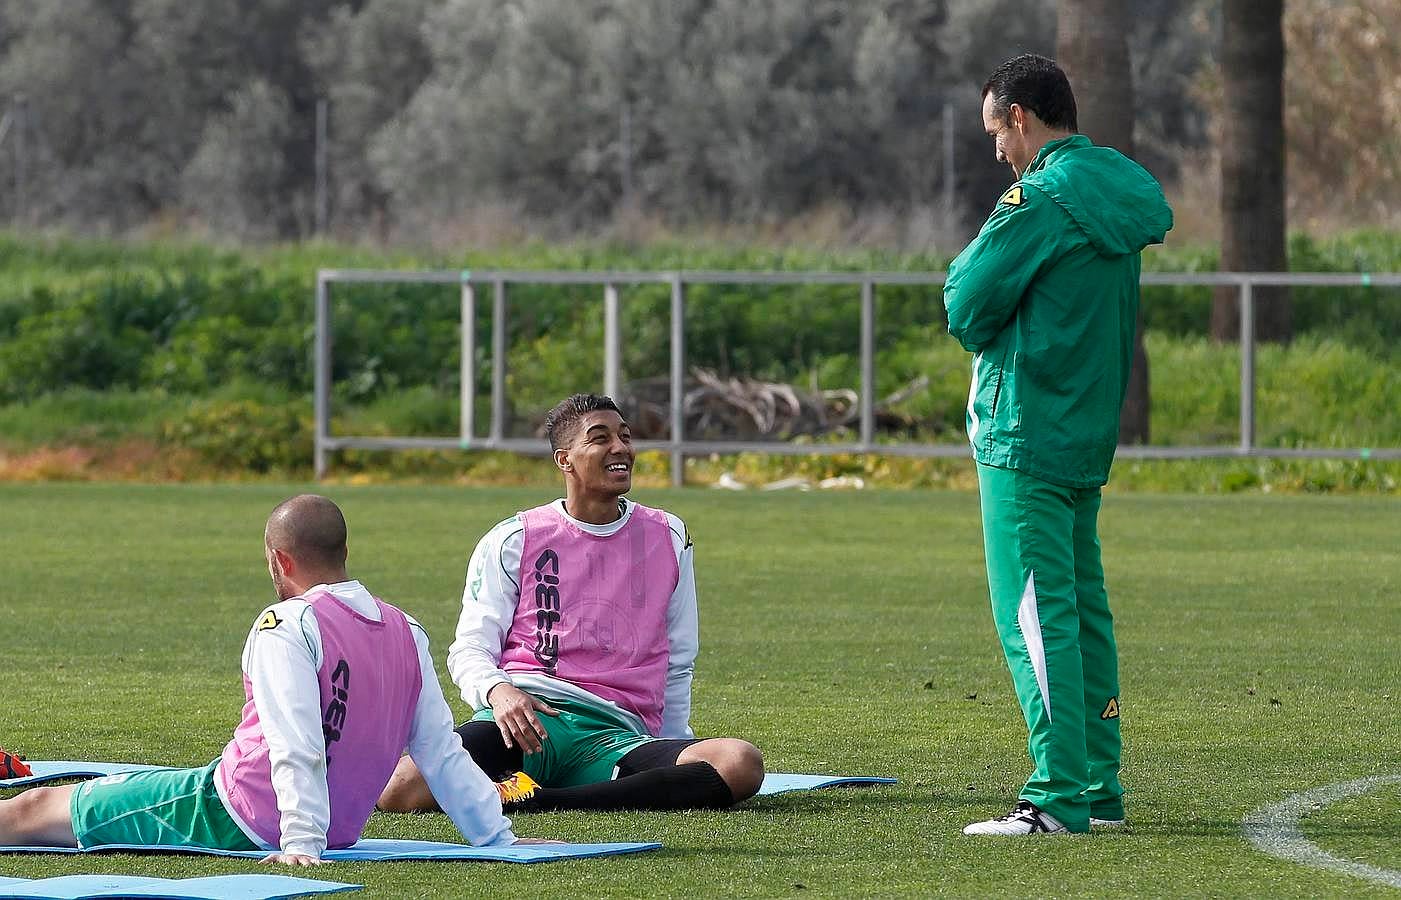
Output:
[472,697,656,788]
[69,760,259,851]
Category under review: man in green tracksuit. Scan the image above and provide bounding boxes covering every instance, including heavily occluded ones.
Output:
[944,54,1172,836]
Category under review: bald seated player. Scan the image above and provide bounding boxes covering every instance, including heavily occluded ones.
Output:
[379,393,764,814]
[0,494,549,863]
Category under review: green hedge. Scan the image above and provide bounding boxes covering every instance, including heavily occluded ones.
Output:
[0,230,1398,428]
[1140,231,1401,355]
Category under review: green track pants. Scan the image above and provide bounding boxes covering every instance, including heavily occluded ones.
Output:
[976,462,1123,832]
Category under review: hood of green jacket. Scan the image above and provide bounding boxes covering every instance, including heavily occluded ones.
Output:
[1023,135,1173,257]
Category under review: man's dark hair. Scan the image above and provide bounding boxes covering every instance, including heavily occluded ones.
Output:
[266,494,348,570]
[544,393,622,451]
[981,53,1078,133]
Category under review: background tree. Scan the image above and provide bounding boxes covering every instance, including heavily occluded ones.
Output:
[369,0,625,235]
[0,0,152,228]
[0,0,1264,246]
[1282,0,1401,227]
[938,0,1057,225]
[180,78,294,239]
[134,0,338,238]
[1213,0,1289,343]
[1127,0,1214,186]
[1057,0,1151,443]
[302,0,439,240]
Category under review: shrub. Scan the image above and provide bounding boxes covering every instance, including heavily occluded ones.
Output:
[1148,332,1401,447]
[160,396,312,475]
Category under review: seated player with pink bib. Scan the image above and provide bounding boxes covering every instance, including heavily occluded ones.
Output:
[0,495,547,863]
[379,394,765,814]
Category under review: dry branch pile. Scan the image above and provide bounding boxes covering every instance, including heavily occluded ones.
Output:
[612,368,926,441]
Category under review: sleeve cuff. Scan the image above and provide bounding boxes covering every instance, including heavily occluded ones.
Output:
[479,676,514,707]
[280,840,325,859]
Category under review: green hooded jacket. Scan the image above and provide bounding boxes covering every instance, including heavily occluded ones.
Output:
[943,134,1173,488]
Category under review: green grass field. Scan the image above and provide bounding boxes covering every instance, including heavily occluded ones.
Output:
[1,483,1398,897]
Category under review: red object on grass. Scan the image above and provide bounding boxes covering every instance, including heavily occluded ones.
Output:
[0,747,32,779]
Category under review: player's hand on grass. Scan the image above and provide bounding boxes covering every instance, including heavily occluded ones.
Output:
[262,853,322,866]
[487,682,559,754]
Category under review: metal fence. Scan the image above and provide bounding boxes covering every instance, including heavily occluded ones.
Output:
[313,270,1401,483]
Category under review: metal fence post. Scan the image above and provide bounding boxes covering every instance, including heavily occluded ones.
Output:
[490,279,507,444]
[460,277,476,446]
[604,283,621,400]
[859,280,876,449]
[942,101,955,216]
[1239,278,1255,453]
[314,98,329,237]
[14,94,27,226]
[314,273,331,479]
[670,276,685,487]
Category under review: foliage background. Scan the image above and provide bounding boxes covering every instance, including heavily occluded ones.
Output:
[0,2,1399,491]
[0,231,1397,492]
[0,0,1396,243]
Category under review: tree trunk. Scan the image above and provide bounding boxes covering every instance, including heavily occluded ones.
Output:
[1057,0,1150,444]
[1214,0,1291,343]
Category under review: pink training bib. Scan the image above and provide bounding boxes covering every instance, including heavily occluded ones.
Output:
[217,590,421,849]
[500,503,678,734]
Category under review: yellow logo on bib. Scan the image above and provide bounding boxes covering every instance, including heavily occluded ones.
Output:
[999,185,1024,206]
[256,611,282,632]
[1100,697,1120,720]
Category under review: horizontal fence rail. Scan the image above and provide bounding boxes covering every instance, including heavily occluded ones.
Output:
[314,270,1401,482]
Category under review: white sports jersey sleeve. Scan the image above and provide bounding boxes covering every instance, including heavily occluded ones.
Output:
[402,618,515,846]
[447,517,525,711]
[660,511,698,739]
[241,598,330,858]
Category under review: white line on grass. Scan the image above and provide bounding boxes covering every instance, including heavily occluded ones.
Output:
[1243,775,1401,889]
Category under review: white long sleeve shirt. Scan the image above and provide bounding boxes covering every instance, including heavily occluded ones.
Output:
[447,499,699,738]
[230,580,515,857]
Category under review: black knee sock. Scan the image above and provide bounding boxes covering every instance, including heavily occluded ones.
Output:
[455,720,523,781]
[509,761,735,812]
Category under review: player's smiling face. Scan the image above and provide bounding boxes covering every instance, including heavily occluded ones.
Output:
[562,409,634,498]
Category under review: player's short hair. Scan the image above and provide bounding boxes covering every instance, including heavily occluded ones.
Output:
[544,393,622,451]
[265,494,348,570]
[982,53,1078,133]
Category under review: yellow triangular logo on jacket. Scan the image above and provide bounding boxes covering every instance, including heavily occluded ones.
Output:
[256,611,282,632]
[999,185,1024,206]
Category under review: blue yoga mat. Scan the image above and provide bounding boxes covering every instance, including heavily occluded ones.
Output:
[756,773,897,795]
[3,761,894,801]
[0,761,175,789]
[0,873,359,900]
[0,839,660,863]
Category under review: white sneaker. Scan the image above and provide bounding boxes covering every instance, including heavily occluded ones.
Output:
[963,800,1068,835]
[1090,816,1126,828]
